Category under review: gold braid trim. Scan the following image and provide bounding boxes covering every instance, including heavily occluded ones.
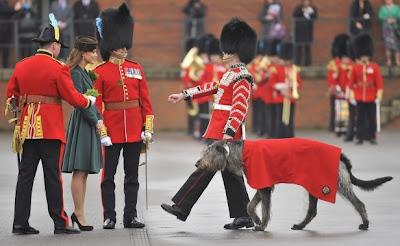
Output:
[97,124,108,138]
[145,115,154,133]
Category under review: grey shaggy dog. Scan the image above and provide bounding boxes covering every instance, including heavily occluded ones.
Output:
[197,140,393,231]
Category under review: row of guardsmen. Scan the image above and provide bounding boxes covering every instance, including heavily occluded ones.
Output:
[327,33,384,145]
[248,40,301,139]
[181,37,303,140]
[180,34,226,140]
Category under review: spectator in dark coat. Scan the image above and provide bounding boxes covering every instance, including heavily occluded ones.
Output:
[0,0,17,67]
[293,0,318,66]
[349,0,374,36]
[51,0,74,60]
[182,0,207,40]
[14,0,38,59]
[73,0,100,37]
[258,0,283,41]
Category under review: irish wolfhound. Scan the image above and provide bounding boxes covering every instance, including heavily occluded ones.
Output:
[196,139,393,231]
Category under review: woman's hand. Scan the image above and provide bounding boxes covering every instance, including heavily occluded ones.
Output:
[168,93,184,103]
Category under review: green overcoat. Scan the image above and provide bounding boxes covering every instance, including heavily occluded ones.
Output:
[62,66,103,174]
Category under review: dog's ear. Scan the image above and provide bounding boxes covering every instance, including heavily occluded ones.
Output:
[215,144,230,157]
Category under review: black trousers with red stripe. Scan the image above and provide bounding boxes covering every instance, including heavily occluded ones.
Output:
[101,142,141,223]
[13,139,68,228]
[171,141,250,220]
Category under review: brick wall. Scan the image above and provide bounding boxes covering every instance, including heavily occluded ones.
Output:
[129,0,389,67]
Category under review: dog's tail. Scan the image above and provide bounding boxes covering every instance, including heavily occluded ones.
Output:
[341,154,393,191]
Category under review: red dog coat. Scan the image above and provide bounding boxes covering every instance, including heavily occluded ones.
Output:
[242,138,342,203]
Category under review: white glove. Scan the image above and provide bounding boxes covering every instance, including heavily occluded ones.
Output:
[87,96,96,106]
[274,82,288,91]
[101,136,112,146]
[141,131,153,143]
[350,99,357,106]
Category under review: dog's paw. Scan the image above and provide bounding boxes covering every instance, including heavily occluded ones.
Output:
[359,223,369,231]
[253,225,265,231]
[252,218,261,225]
[291,224,304,230]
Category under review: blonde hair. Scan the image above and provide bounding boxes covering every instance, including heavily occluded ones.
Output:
[66,48,84,69]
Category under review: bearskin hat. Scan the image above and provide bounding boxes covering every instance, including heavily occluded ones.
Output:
[256,39,268,55]
[353,33,373,58]
[198,34,215,54]
[278,42,294,61]
[220,17,257,64]
[184,38,198,53]
[266,39,280,57]
[332,34,353,59]
[208,38,221,55]
[96,3,134,61]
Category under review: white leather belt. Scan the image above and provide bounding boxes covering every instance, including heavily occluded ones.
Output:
[213,103,232,111]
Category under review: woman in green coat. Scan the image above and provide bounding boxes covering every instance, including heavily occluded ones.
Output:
[63,36,111,231]
[378,0,400,66]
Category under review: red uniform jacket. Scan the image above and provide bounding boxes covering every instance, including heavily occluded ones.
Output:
[242,138,342,203]
[268,64,302,104]
[326,58,341,89]
[94,59,153,143]
[182,63,252,140]
[349,62,383,102]
[248,59,270,102]
[6,49,90,143]
[327,59,353,99]
[260,64,275,104]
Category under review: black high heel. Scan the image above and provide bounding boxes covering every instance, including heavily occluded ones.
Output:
[71,213,94,231]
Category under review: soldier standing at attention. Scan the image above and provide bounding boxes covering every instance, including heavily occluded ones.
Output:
[349,33,384,145]
[94,3,154,229]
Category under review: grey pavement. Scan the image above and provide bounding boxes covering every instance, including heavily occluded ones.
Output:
[0,130,399,246]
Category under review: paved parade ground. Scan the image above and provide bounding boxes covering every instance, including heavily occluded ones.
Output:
[0,130,399,246]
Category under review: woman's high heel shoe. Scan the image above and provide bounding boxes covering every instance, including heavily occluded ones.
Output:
[71,213,94,231]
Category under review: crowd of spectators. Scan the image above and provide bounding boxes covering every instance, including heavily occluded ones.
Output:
[2,1,400,68]
[0,0,99,67]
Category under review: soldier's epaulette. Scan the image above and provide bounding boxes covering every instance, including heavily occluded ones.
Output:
[52,57,66,66]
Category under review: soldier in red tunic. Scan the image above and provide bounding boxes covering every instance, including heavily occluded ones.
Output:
[327,34,355,138]
[349,34,384,144]
[269,42,302,138]
[93,3,154,229]
[248,40,269,136]
[6,15,95,235]
[161,18,257,229]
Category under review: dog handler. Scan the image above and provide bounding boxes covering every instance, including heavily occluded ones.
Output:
[162,17,257,229]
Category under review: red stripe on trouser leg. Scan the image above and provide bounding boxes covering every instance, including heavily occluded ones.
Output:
[176,171,206,206]
[57,143,69,226]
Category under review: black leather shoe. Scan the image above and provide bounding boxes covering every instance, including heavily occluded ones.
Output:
[356,139,363,145]
[103,218,116,229]
[161,203,188,221]
[12,225,39,235]
[54,226,80,234]
[343,137,353,142]
[124,218,145,228]
[223,217,254,230]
